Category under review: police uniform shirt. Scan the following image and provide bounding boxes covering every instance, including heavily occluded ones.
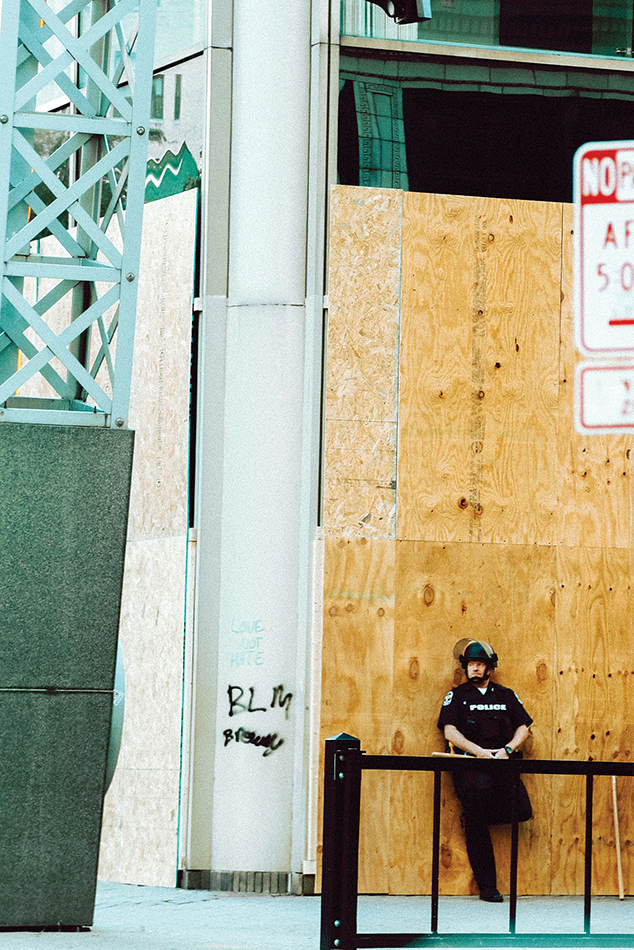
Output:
[437,681,533,750]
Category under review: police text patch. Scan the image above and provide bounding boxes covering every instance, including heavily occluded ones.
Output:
[469,703,507,711]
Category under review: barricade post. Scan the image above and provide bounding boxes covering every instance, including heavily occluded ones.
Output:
[320,733,362,950]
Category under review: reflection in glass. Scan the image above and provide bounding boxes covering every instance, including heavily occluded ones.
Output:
[154,0,206,62]
[151,75,164,121]
[341,0,634,60]
[174,74,182,122]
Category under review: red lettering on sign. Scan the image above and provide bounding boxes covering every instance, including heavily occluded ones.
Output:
[579,149,619,205]
[605,222,617,248]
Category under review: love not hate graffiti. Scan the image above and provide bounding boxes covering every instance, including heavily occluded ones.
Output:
[230,620,265,667]
[222,684,293,757]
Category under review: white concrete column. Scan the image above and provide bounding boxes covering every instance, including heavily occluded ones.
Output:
[228,1,310,306]
[209,0,311,871]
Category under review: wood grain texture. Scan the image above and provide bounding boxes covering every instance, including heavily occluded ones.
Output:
[391,540,555,895]
[398,193,561,545]
[320,188,634,897]
[552,546,634,895]
[327,186,403,423]
[319,538,559,895]
[319,537,395,893]
[389,540,450,894]
[324,186,403,538]
[318,535,634,895]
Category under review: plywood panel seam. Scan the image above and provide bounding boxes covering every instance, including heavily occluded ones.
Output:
[393,191,404,542]
[556,201,566,453]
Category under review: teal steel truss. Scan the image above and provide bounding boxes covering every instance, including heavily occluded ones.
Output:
[0,0,156,427]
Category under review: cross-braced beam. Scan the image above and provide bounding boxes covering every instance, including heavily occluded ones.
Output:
[0,0,156,427]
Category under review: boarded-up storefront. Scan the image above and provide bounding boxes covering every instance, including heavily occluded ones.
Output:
[319,185,634,896]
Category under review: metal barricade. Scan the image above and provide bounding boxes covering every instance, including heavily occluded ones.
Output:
[320,733,633,949]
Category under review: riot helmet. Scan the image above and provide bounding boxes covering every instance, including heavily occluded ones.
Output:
[453,637,498,670]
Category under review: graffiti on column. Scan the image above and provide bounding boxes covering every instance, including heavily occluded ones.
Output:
[222,684,293,757]
[222,620,294,757]
[222,725,285,756]
[270,684,293,720]
[222,620,293,757]
[230,619,265,667]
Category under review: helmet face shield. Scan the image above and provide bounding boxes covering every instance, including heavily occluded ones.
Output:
[453,637,498,670]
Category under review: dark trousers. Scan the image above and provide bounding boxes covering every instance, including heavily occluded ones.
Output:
[452,768,532,892]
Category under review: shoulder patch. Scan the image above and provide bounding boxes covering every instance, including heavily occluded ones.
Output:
[442,690,454,706]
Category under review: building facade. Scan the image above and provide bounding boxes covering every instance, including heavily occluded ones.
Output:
[96,0,634,894]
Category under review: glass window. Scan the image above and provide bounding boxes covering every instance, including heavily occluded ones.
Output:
[496,1,633,56]
[151,75,164,120]
[341,0,418,40]
[341,0,634,61]
[174,74,182,122]
[416,0,499,46]
[153,0,206,62]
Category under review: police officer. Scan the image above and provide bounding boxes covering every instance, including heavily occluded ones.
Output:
[437,638,533,903]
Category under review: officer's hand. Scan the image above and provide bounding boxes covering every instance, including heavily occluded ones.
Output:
[493,748,509,759]
[475,748,496,758]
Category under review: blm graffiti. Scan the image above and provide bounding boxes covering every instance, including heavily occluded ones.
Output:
[222,684,293,757]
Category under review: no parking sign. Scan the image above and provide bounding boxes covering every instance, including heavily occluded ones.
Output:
[574,141,634,433]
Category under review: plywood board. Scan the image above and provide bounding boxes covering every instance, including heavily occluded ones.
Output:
[390,540,461,896]
[322,186,634,896]
[99,190,196,887]
[398,193,561,546]
[389,540,555,895]
[324,419,398,537]
[552,546,634,895]
[319,536,395,893]
[324,187,403,538]
[126,190,197,540]
[319,537,559,896]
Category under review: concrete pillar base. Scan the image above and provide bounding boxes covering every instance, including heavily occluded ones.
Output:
[177,869,316,895]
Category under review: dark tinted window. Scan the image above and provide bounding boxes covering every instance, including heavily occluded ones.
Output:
[403,88,634,202]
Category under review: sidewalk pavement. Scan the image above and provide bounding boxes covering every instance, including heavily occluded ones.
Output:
[2,881,632,950]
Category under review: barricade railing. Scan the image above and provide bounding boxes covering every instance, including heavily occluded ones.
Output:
[320,733,633,950]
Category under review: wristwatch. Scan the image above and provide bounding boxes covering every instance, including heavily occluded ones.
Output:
[504,745,513,756]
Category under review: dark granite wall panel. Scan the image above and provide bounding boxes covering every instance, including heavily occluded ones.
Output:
[0,691,113,926]
[0,424,134,690]
[0,423,134,925]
